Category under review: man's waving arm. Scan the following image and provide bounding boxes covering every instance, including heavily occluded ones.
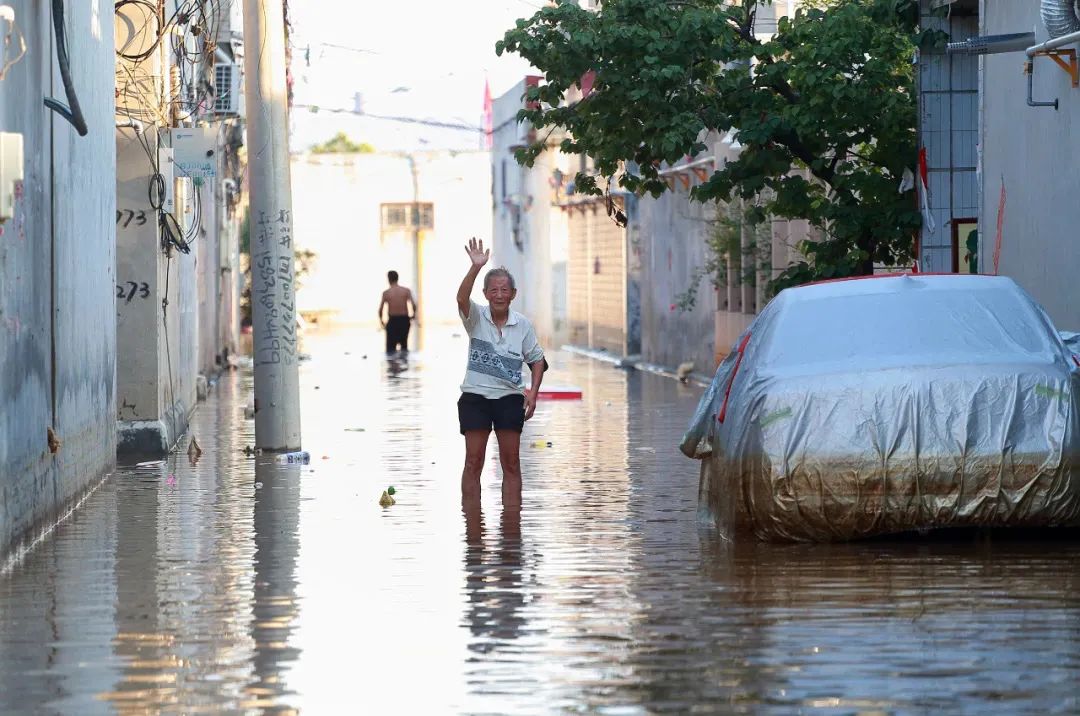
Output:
[458,237,489,319]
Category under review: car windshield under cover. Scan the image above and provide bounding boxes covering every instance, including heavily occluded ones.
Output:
[761,283,1059,375]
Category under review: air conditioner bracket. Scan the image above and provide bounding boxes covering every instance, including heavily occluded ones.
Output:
[1035,49,1079,88]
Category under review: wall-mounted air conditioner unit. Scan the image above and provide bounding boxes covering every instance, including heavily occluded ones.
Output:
[214,62,244,117]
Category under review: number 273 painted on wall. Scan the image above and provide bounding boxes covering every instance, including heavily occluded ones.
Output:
[116,209,148,228]
[116,281,150,303]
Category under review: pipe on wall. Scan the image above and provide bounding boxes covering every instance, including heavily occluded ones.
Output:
[1042,0,1080,39]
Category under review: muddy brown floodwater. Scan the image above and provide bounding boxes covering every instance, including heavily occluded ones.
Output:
[2,326,1079,714]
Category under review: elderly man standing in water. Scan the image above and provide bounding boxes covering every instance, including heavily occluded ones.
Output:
[456,237,546,505]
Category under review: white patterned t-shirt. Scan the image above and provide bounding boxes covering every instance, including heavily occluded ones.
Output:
[459,300,545,399]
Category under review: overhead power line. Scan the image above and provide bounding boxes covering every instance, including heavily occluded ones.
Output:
[293,103,483,133]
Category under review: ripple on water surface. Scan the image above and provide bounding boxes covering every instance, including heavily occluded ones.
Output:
[1,327,1079,714]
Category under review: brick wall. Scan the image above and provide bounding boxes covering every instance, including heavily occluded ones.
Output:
[567,202,627,354]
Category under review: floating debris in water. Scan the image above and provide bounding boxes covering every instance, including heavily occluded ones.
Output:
[188,437,202,464]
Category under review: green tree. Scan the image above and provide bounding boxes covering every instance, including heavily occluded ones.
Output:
[309,131,376,155]
[499,0,940,289]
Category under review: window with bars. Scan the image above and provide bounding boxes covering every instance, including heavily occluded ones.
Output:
[381,203,434,230]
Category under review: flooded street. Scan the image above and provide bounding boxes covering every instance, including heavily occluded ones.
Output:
[2,325,1080,714]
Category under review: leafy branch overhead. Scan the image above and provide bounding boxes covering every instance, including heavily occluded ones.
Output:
[498,0,942,289]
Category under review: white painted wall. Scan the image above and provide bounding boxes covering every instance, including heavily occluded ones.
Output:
[981,3,1080,331]
[490,79,571,346]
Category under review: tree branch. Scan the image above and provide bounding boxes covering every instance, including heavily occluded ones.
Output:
[829,145,847,175]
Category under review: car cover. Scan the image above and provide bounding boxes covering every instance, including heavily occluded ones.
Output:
[681,275,1080,541]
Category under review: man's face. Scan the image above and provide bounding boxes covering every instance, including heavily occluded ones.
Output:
[483,276,516,312]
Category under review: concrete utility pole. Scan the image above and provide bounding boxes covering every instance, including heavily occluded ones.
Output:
[407,153,423,347]
[243,0,301,450]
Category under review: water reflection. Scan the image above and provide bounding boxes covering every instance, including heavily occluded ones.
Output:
[105,463,166,711]
[1,326,1079,714]
[462,499,526,652]
[246,458,302,711]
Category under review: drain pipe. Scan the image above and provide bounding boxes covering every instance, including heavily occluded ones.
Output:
[1019,26,1080,109]
[115,118,145,133]
[1026,29,1080,56]
[1026,61,1060,108]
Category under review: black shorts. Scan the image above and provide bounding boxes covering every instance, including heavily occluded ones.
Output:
[386,315,410,353]
[458,392,525,435]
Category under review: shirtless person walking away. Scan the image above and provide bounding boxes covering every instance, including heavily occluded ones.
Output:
[456,238,546,507]
[378,270,417,355]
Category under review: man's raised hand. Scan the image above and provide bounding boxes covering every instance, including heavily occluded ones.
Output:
[465,237,490,268]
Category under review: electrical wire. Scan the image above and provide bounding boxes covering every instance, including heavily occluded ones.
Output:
[114,0,234,252]
[44,0,88,135]
[292,102,485,133]
[115,0,229,123]
[0,12,27,80]
[149,171,166,210]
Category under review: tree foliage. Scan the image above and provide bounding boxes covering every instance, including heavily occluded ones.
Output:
[499,0,940,289]
[310,131,376,155]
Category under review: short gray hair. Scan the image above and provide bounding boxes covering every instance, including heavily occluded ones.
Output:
[484,267,516,290]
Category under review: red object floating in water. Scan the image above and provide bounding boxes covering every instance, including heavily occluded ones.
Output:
[537,386,583,400]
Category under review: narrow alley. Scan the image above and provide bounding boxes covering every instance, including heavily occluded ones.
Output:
[2,326,1079,713]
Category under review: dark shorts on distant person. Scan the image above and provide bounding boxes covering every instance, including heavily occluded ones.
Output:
[385,315,410,353]
[457,392,525,435]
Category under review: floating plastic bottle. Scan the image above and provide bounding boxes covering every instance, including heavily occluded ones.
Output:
[275,451,311,465]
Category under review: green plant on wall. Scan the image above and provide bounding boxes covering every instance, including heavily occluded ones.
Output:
[675,197,774,312]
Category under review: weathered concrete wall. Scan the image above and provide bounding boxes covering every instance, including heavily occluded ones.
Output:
[170,189,199,438]
[1,0,116,559]
[115,131,161,422]
[198,180,221,379]
[115,135,198,455]
[638,191,719,373]
[982,3,1080,330]
[220,185,242,360]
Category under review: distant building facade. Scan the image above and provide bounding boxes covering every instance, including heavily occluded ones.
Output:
[490,78,572,347]
[291,150,492,331]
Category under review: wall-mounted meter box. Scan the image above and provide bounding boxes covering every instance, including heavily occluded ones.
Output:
[0,131,23,222]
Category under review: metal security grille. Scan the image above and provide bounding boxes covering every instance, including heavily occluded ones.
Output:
[214,64,236,114]
[380,203,434,230]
